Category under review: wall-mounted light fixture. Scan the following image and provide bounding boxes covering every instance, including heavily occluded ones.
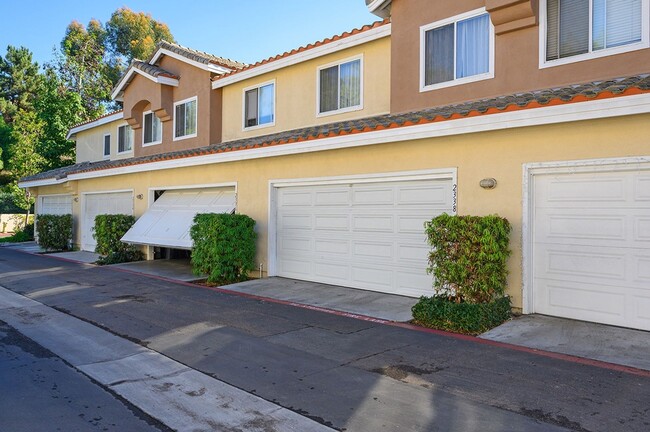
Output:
[73,197,79,202]
[479,178,497,189]
[136,194,144,200]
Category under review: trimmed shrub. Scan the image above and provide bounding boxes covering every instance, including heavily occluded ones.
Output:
[412,295,511,335]
[425,213,512,304]
[190,213,256,284]
[92,214,142,264]
[36,214,72,251]
[0,223,34,243]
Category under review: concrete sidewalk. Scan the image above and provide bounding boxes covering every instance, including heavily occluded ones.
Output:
[0,286,331,432]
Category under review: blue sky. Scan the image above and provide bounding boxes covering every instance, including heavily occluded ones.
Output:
[0,1,378,67]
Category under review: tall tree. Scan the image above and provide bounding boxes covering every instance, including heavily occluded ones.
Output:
[105,7,175,63]
[0,46,41,124]
[6,108,44,210]
[35,69,84,170]
[57,19,111,119]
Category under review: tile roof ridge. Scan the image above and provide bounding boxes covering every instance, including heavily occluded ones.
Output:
[152,40,247,69]
[213,18,390,82]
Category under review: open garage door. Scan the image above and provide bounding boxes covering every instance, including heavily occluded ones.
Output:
[121,188,236,249]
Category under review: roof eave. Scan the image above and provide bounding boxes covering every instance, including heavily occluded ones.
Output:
[367,0,392,18]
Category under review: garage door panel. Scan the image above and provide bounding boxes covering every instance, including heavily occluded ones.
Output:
[316,189,350,206]
[41,195,73,215]
[276,177,452,297]
[82,192,133,251]
[352,187,393,205]
[398,184,451,206]
[533,169,650,330]
[352,215,393,232]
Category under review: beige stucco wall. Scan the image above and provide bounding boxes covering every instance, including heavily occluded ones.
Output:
[74,119,132,163]
[221,36,391,141]
[35,113,650,310]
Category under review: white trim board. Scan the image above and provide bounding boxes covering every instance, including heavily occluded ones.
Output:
[150,48,234,75]
[66,112,124,140]
[20,92,650,188]
[521,156,650,314]
[212,24,390,89]
[111,67,180,101]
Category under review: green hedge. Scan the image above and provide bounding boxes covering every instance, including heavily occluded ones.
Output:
[36,214,72,251]
[0,223,34,243]
[425,213,511,304]
[412,296,511,335]
[190,213,256,284]
[92,214,142,264]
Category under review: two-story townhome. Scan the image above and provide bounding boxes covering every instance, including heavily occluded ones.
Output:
[21,0,650,332]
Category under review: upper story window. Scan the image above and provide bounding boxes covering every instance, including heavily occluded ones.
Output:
[318,56,362,116]
[174,97,197,140]
[103,134,111,159]
[143,111,162,146]
[420,9,494,91]
[543,0,648,66]
[244,81,275,129]
[117,125,133,153]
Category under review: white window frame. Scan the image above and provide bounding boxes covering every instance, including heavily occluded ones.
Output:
[116,123,133,154]
[316,54,364,118]
[539,0,650,69]
[242,80,276,131]
[419,8,495,92]
[142,110,162,147]
[173,96,198,141]
[102,133,111,159]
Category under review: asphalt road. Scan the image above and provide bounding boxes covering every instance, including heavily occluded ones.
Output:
[0,320,168,432]
[0,247,649,432]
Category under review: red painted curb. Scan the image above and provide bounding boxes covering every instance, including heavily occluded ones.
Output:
[12,247,650,379]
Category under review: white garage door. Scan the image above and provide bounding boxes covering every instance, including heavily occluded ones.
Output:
[82,191,133,251]
[276,177,454,297]
[121,188,236,249]
[39,195,72,215]
[533,169,650,330]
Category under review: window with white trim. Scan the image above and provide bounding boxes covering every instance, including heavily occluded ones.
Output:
[103,134,110,158]
[545,0,644,62]
[318,58,362,114]
[421,10,493,90]
[117,125,133,153]
[143,111,162,145]
[244,82,275,128]
[174,97,197,139]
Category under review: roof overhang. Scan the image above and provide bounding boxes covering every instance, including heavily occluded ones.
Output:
[111,66,180,101]
[212,23,391,89]
[367,0,392,18]
[22,92,650,189]
[66,111,124,140]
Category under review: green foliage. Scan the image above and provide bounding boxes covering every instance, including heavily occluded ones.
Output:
[105,7,175,62]
[36,214,72,251]
[34,69,83,169]
[0,222,34,243]
[92,214,142,263]
[56,19,113,118]
[0,46,42,124]
[425,214,512,304]
[412,295,511,335]
[190,213,256,284]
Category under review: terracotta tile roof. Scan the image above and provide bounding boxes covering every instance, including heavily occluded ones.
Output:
[213,19,390,82]
[132,60,179,79]
[153,41,247,70]
[23,73,650,183]
[69,109,124,130]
